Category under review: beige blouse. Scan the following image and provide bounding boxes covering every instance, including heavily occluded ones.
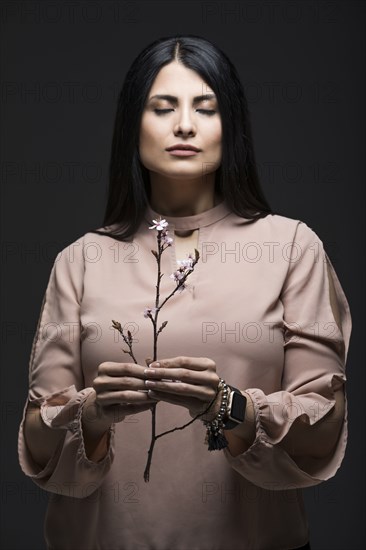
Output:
[18,200,352,550]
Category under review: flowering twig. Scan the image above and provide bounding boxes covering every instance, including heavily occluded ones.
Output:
[143,218,199,481]
[112,216,201,482]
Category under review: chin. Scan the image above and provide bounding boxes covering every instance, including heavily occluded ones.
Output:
[161,169,203,180]
[149,164,200,177]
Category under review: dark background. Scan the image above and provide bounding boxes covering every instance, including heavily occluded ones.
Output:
[1,1,364,549]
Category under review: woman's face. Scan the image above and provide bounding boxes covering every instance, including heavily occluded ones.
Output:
[139,61,222,181]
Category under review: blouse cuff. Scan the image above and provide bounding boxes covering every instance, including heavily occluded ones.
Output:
[18,386,116,497]
[223,382,347,490]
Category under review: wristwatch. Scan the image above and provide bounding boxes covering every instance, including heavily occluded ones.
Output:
[222,385,247,430]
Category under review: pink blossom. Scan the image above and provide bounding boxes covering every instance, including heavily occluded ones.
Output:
[162,234,173,246]
[149,218,168,231]
[177,258,193,269]
[143,307,158,318]
[170,269,186,283]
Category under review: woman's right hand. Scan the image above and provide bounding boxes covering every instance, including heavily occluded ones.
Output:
[81,361,158,462]
[84,360,159,429]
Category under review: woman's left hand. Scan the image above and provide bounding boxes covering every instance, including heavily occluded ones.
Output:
[143,356,222,421]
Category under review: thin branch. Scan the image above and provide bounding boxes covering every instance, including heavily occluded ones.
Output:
[155,387,220,440]
[112,320,138,364]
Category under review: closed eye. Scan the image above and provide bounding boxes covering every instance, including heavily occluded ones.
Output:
[153,109,173,114]
[153,109,216,116]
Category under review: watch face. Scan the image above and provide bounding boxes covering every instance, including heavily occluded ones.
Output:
[231,392,247,422]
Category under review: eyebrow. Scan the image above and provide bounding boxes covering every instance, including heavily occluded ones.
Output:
[148,93,216,104]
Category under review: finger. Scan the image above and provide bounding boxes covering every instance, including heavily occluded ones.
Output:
[144,367,218,388]
[149,356,216,372]
[97,362,148,378]
[144,379,217,401]
[96,390,159,407]
[94,376,148,392]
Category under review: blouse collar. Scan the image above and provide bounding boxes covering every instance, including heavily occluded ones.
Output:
[144,199,232,231]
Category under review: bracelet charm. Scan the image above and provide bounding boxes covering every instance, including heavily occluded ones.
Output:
[203,378,230,451]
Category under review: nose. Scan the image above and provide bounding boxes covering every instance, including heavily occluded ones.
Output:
[173,106,196,136]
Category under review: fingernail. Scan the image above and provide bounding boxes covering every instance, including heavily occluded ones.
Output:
[144,368,155,374]
[150,362,160,368]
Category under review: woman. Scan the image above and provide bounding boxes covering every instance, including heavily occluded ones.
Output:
[19,35,352,550]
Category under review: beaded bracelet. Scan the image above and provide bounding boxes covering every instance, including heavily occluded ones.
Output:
[203,378,231,451]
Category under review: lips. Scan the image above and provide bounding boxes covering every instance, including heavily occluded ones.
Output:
[166,144,201,152]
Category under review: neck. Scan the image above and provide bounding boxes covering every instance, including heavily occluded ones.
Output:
[148,173,221,217]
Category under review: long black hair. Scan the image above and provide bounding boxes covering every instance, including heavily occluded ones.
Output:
[88,34,277,242]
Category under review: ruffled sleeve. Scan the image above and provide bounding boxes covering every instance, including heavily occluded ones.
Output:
[223,220,352,489]
[18,236,115,498]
